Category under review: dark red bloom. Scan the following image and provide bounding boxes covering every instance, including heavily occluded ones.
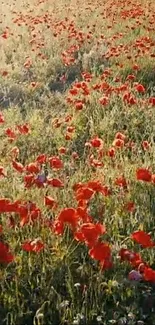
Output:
[0,198,11,213]
[89,242,111,261]
[136,168,152,182]
[90,137,103,148]
[44,196,57,209]
[0,242,14,264]
[0,113,5,123]
[49,156,63,169]
[12,160,24,173]
[26,162,40,174]
[143,267,155,282]
[135,83,145,93]
[16,124,30,135]
[149,97,155,106]
[131,230,155,248]
[119,248,143,267]
[22,239,44,253]
[74,222,106,247]
[58,208,78,229]
[115,176,128,189]
[47,178,64,187]
[0,166,7,177]
[36,154,47,164]
[75,186,94,201]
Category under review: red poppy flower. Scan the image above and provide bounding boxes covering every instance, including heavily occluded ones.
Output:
[122,92,137,105]
[115,132,126,141]
[119,248,143,267]
[124,201,135,212]
[49,156,63,169]
[100,257,113,270]
[135,83,145,93]
[136,168,152,182]
[0,198,11,213]
[16,124,30,135]
[24,174,35,188]
[149,97,155,106]
[36,154,47,164]
[87,180,103,192]
[0,166,7,177]
[112,138,124,148]
[44,196,57,209]
[131,230,155,248]
[89,158,103,168]
[143,267,155,282]
[89,241,111,261]
[5,128,16,140]
[12,160,24,173]
[72,152,79,159]
[67,126,75,133]
[74,101,84,110]
[101,186,112,196]
[10,146,19,158]
[76,206,91,222]
[90,137,103,148]
[22,239,44,253]
[47,178,64,187]
[53,220,64,235]
[0,242,14,264]
[74,222,106,247]
[0,113,5,123]
[30,82,38,88]
[126,74,136,81]
[69,88,78,96]
[26,162,40,174]
[4,200,20,213]
[75,187,94,201]
[115,176,128,189]
[17,202,41,227]
[64,114,73,123]
[132,64,139,71]
[65,133,72,141]
[151,174,155,184]
[58,208,78,229]
[142,141,150,150]
[99,96,109,106]
[107,147,115,158]
[58,147,67,155]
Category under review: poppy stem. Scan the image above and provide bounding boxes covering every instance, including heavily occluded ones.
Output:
[120,236,131,245]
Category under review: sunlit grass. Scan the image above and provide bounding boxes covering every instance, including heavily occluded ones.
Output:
[0,0,155,324]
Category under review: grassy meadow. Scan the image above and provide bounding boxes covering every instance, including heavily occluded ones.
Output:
[0,0,155,324]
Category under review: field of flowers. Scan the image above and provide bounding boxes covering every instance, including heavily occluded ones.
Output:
[0,0,155,324]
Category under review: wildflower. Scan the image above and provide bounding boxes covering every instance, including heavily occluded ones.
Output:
[136,168,152,182]
[128,270,142,281]
[47,178,64,187]
[131,230,155,248]
[26,162,40,174]
[58,208,78,229]
[22,239,44,253]
[74,222,106,247]
[0,242,14,264]
[44,196,57,209]
[0,166,7,177]
[49,156,63,169]
[135,83,145,93]
[12,160,24,173]
[89,241,111,261]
